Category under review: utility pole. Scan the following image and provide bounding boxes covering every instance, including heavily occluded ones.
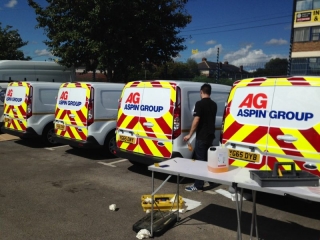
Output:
[287,0,297,76]
[216,47,220,83]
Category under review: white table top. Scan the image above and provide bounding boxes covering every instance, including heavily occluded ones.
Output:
[148,158,320,203]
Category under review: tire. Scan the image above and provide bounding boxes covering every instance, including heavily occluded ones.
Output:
[104,132,117,158]
[42,124,58,146]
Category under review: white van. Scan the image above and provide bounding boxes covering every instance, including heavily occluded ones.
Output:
[221,76,320,177]
[0,60,75,82]
[0,60,75,130]
[1,81,62,145]
[115,80,231,165]
[53,82,124,157]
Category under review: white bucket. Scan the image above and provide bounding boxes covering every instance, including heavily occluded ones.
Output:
[207,146,229,173]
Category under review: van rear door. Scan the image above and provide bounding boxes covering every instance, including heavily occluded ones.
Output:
[222,78,275,169]
[116,81,176,159]
[55,83,91,141]
[266,77,320,175]
[3,82,30,132]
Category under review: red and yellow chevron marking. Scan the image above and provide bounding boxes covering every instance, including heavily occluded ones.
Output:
[116,81,176,159]
[223,76,320,176]
[3,82,29,132]
[54,82,90,141]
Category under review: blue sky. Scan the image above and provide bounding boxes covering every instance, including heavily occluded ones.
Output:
[0,0,294,70]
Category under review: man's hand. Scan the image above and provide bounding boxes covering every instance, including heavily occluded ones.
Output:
[183,134,191,142]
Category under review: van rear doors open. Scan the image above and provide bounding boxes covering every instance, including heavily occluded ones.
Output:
[116,81,176,159]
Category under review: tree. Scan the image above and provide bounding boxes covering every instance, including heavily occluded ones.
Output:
[28,0,191,82]
[253,58,288,77]
[0,23,31,60]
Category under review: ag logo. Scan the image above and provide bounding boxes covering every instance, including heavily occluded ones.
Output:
[239,93,267,109]
[60,91,68,100]
[7,89,13,97]
[125,92,140,104]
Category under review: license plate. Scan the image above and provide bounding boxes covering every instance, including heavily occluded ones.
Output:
[55,123,66,131]
[228,149,260,162]
[119,135,136,144]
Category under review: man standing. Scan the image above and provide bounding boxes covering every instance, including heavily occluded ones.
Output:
[183,83,217,192]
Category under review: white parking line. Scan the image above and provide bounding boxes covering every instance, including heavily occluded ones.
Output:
[45,145,68,151]
[98,159,128,167]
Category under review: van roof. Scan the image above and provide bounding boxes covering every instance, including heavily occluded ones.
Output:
[63,82,125,87]
[0,60,74,71]
[132,80,231,91]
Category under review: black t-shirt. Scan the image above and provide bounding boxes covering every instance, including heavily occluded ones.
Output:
[193,98,217,144]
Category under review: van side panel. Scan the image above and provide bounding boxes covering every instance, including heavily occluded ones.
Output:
[3,82,29,132]
[222,78,275,170]
[55,83,90,141]
[266,77,320,176]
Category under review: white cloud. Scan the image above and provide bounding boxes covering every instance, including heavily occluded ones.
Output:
[190,44,223,60]
[5,0,17,8]
[223,45,287,68]
[35,49,52,57]
[189,40,196,44]
[206,40,216,45]
[265,38,288,45]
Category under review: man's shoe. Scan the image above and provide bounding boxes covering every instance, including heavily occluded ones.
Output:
[185,185,202,192]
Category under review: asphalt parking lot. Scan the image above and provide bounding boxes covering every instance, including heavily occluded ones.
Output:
[0,136,319,240]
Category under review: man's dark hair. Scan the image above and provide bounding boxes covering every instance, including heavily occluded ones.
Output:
[201,83,211,95]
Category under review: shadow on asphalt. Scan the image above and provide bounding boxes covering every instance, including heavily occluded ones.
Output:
[187,203,319,240]
[254,191,320,220]
[13,138,47,149]
[64,148,117,161]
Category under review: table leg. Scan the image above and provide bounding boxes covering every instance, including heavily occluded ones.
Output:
[151,171,154,237]
[177,174,180,222]
[249,190,258,240]
[234,183,242,240]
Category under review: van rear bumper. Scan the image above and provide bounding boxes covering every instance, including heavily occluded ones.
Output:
[53,134,101,148]
[1,126,39,138]
[115,147,183,165]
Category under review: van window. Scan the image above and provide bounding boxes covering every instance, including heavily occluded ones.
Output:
[39,89,59,105]
[188,91,229,116]
[57,87,86,111]
[4,86,26,106]
[101,90,121,109]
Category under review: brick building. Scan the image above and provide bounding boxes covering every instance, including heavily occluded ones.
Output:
[291,0,320,75]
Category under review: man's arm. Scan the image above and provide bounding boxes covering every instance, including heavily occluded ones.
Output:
[183,116,200,142]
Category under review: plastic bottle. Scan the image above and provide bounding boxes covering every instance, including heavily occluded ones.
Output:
[207,146,229,173]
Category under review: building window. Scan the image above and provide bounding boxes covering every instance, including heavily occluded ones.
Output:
[291,57,320,75]
[296,0,313,11]
[294,27,310,42]
[296,0,320,10]
[312,26,320,40]
[314,0,320,8]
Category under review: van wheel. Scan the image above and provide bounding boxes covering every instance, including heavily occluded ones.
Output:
[104,132,116,158]
[42,124,57,146]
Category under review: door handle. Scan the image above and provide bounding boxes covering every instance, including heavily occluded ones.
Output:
[143,122,154,128]
[276,134,298,143]
[69,114,75,118]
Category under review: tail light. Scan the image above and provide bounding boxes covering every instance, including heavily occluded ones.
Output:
[220,84,236,144]
[87,87,94,126]
[27,86,33,119]
[173,87,181,139]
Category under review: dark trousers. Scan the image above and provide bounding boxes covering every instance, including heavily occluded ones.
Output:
[193,139,211,189]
